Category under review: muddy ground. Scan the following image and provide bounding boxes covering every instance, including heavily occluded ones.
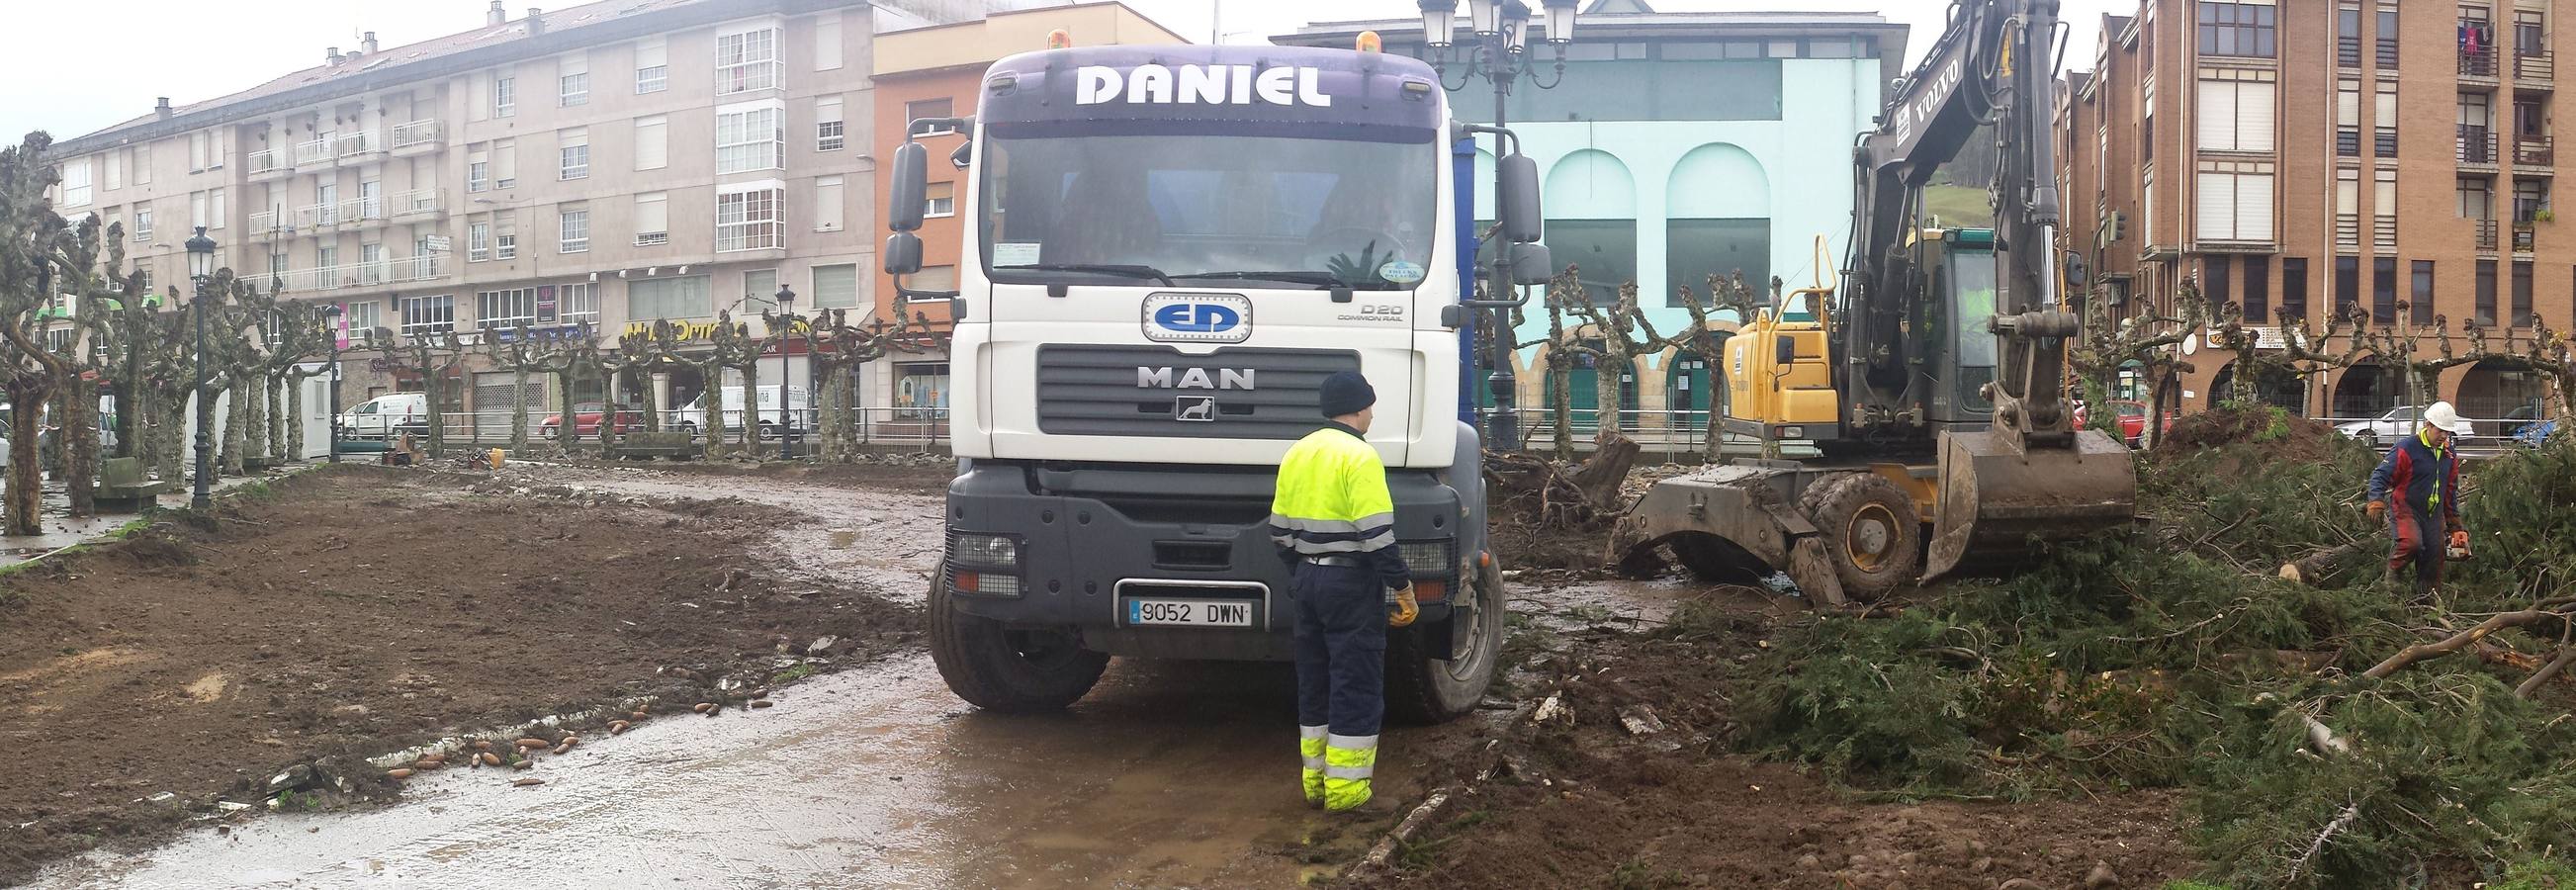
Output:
[0,466,916,884]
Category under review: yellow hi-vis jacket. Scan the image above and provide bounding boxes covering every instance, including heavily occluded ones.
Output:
[1268,423,1411,590]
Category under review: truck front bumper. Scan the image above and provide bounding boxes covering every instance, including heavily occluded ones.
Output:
[940,462,1465,662]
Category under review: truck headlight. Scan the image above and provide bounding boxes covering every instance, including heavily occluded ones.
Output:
[1399,540,1456,578]
[950,532,1019,570]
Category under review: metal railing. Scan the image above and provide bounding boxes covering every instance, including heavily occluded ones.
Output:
[247,149,286,176]
[2377,38,2400,68]
[270,251,447,292]
[2337,128,2361,157]
[2462,45,2500,77]
[391,120,442,150]
[2515,220,2538,252]
[2374,214,2399,250]
[292,136,333,167]
[382,406,958,450]
[333,131,381,159]
[2518,49,2556,83]
[2476,218,2501,251]
[2336,213,2362,248]
[2314,412,2554,457]
[2338,36,2360,67]
[2374,128,2399,157]
[2518,135,2555,167]
[2459,126,2502,166]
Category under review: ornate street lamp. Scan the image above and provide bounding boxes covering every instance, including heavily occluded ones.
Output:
[322,304,344,464]
[773,284,796,460]
[184,226,216,508]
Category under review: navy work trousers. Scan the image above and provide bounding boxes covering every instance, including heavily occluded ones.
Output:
[1292,563,1385,738]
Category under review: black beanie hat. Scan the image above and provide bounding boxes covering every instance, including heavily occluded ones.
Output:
[1318,371,1376,418]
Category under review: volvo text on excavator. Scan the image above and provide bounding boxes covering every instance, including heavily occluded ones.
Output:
[1611,0,2137,605]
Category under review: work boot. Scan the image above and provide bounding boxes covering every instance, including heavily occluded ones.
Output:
[1329,791,1401,818]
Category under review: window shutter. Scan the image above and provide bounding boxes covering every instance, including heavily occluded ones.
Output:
[2196,172,2237,240]
[815,175,844,232]
[813,264,857,308]
[494,142,517,185]
[2337,87,2359,128]
[561,52,587,77]
[636,116,668,170]
[2238,172,2274,241]
[636,38,667,70]
[2240,82,2275,151]
[2197,80,2237,150]
[815,13,844,70]
[636,193,668,235]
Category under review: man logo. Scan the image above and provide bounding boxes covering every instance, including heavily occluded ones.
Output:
[1074,64,1333,108]
[1174,396,1217,422]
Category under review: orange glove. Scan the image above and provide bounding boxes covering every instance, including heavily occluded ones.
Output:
[2365,500,2386,522]
[2449,530,2471,552]
[1388,583,1419,628]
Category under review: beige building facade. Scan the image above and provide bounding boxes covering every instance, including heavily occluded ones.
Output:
[47,0,905,426]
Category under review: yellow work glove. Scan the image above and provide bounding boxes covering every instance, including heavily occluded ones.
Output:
[1388,582,1419,628]
[2364,500,2386,522]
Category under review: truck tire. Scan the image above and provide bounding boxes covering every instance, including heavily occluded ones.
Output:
[1806,473,1921,601]
[926,562,1110,713]
[1385,553,1508,725]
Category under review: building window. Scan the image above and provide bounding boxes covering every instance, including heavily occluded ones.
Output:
[816,96,844,151]
[360,243,385,285]
[2373,169,2398,249]
[717,106,783,173]
[559,53,589,107]
[2511,261,2533,327]
[496,230,517,261]
[2280,257,2308,320]
[2335,168,2360,248]
[924,181,955,219]
[2475,259,2499,326]
[2195,171,2274,241]
[2199,2,2277,58]
[494,74,516,118]
[815,12,844,71]
[636,37,668,94]
[1665,219,1769,309]
[812,263,858,308]
[2245,255,2271,322]
[59,160,90,207]
[628,275,712,319]
[559,282,599,324]
[560,208,589,253]
[2373,82,2399,157]
[1544,220,1639,305]
[133,208,151,241]
[477,288,539,331]
[635,192,669,245]
[2205,255,2233,314]
[2338,6,2361,66]
[2391,259,2422,324]
[400,294,455,340]
[494,140,517,190]
[635,115,669,170]
[346,301,381,344]
[469,160,490,194]
[559,129,589,181]
[907,98,955,134]
[469,222,491,262]
[2376,8,2400,68]
[2196,80,2276,152]
[715,27,780,95]
[2336,82,2361,156]
[716,188,782,252]
[2335,256,2360,318]
[815,175,845,231]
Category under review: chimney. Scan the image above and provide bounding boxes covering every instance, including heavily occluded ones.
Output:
[362,32,378,54]
[527,8,545,36]
[488,0,505,27]
[327,46,342,64]
[155,97,172,119]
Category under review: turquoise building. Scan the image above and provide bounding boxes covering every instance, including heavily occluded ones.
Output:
[1283,2,1904,440]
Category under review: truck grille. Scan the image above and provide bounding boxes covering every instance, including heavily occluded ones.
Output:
[1035,345,1360,440]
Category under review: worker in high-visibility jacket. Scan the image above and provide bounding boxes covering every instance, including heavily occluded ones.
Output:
[1269,370,1416,813]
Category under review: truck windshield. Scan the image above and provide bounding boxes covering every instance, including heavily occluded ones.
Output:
[980,133,1436,291]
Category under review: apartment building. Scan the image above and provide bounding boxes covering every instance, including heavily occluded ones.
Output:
[866,2,1191,423]
[2060,0,2569,424]
[45,0,892,429]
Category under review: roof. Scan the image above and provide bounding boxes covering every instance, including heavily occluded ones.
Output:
[1585,0,1657,13]
[56,0,857,157]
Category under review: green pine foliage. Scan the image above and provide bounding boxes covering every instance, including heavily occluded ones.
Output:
[1742,433,2576,887]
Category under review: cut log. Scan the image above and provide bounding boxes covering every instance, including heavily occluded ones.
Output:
[2278,540,2378,586]
[1566,430,1642,511]
[2362,606,2576,678]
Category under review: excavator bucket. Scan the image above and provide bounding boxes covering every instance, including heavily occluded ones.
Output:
[1924,427,2137,579]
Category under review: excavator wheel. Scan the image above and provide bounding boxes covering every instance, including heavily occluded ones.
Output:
[1806,473,1921,601]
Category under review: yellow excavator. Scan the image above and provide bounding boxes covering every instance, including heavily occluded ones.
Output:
[1613,0,2135,605]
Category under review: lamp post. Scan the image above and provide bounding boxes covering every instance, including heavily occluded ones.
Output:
[773,284,796,460]
[184,226,216,509]
[322,304,344,464]
[1420,0,1578,450]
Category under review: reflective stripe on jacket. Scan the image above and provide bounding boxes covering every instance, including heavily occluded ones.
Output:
[1269,423,1411,590]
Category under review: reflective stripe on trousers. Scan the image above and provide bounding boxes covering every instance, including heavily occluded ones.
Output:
[1324,733,1378,811]
[1299,725,1328,803]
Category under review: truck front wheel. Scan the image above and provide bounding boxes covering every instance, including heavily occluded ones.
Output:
[927,562,1110,713]
[1385,554,1508,724]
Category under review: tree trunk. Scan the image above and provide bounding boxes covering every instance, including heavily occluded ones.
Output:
[741,357,761,458]
[6,382,48,535]
[555,366,579,456]
[1568,429,1642,513]
[285,376,306,461]
[246,375,272,464]
[509,364,531,453]
[1594,353,1625,434]
[155,389,185,486]
[221,374,249,476]
[266,372,287,461]
[422,368,446,460]
[2279,540,2380,586]
[1549,352,1574,462]
[64,377,96,519]
[698,362,724,461]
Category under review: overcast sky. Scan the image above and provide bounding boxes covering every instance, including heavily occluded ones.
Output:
[0,0,2126,142]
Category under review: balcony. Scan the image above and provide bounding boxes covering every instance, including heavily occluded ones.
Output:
[2476,218,2501,252]
[2518,135,2555,171]
[332,131,383,162]
[246,149,291,183]
[2459,125,2502,171]
[2518,50,2556,88]
[2515,220,2538,253]
[389,120,443,154]
[389,188,446,220]
[291,136,332,167]
[270,251,448,294]
[2462,45,2500,80]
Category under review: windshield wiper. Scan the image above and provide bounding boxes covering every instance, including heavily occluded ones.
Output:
[1002,263,1175,286]
[1171,270,1347,289]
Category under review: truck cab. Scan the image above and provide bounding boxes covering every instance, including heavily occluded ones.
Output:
[884,43,1533,722]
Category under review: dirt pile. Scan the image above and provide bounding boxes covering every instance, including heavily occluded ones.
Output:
[0,466,917,882]
[2156,402,2345,465]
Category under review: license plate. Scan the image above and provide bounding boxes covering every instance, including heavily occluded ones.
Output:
[1125,598,1254,627]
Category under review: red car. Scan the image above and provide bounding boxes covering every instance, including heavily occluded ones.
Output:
[539,402,645,439]
[2074,400,2176,447]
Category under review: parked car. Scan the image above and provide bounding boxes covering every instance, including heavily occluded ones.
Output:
[2334,405,2424,449]
[337,393,429,439]
[2075,400,2176,447]
[2516,417,2560,449]
[538,402,645,439]
[675,385,811,439]
[2497,403,2547,439]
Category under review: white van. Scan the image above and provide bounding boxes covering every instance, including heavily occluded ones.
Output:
[337,393,429,439]
[676,385,809,439]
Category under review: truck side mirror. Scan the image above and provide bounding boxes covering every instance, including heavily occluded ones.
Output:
[1510,242,1554,286]
[1496,152,1542,244]
[888,140,929,232]
[1774,334,1797,366]
[884,231,924,276]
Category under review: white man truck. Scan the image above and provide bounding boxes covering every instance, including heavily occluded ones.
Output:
[883,42,1554,722]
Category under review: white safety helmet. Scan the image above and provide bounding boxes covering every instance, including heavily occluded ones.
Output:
[2423,401,2475,436]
